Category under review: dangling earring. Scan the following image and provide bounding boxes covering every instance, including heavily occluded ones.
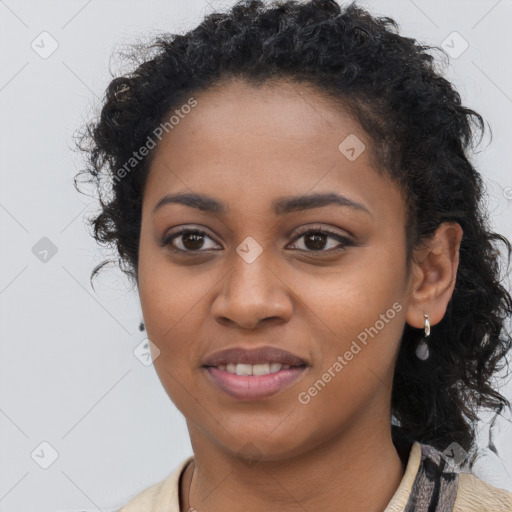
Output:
[415,313,430,360]
[139,319,145,332]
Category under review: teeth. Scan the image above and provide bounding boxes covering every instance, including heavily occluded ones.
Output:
[219,363,291,375]
[252,363,270,376]
[235,363,252,376]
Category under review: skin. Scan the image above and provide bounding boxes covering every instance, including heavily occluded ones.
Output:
[137,78,463,512]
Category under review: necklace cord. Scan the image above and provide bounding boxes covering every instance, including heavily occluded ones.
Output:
[186,460,195,511]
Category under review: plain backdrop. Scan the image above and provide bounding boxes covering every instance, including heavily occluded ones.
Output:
[1,0,511,510]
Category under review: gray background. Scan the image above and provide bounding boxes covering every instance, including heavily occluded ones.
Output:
[0,0,511,510]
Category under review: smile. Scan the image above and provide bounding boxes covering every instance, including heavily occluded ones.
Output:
[214,362,294,375]
[203,365,308,400]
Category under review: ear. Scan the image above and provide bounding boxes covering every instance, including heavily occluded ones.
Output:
[405,222,463,330]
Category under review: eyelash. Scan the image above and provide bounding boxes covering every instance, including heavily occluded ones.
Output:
[161,227,353,255]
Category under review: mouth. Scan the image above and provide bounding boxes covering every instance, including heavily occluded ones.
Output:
[202,345,308,368]
[206,361,305,375]
[201,345,309,400]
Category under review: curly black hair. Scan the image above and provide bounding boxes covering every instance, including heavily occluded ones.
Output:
[74,0,512,465]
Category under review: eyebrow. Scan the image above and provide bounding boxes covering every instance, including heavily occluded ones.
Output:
[152,192,371,217]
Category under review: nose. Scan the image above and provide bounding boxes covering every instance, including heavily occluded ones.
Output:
[211,253,293,330]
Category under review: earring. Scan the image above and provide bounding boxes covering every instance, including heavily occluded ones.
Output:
[415,314,430,360]
[139,320,145,332]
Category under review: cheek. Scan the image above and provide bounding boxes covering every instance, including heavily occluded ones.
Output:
[137,243,220,387]
[138,259,207,412]
[286,247,406,330]
[138,236,208,335]
[285,246,407,381]
[138,244,186,371]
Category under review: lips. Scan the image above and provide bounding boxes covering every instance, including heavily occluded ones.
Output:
[204,365,307,400]
[201,345,309,400]
[201,345,308,368]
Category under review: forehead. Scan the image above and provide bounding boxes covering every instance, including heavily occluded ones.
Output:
[144,78,404,221]
[152,78,365,162]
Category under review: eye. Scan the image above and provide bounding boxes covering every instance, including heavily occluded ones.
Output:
[287,228,352,253]
[162,228,221,253]
[161,226,353,255]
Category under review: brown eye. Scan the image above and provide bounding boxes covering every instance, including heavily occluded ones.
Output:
[181,231,207,250]
[303,232,328,251]
[288,228,352,253]
[162,229,221,252]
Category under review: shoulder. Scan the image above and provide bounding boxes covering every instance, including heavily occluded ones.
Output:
[118,456,193,512]
[453,472,512,512]
[118,477,169,510]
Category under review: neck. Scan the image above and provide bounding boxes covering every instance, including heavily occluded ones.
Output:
[181,421,407,512]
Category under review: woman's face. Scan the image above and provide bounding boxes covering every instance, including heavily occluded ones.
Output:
[138,79,415,460]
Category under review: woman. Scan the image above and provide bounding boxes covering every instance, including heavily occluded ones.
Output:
[75,0,512,510]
